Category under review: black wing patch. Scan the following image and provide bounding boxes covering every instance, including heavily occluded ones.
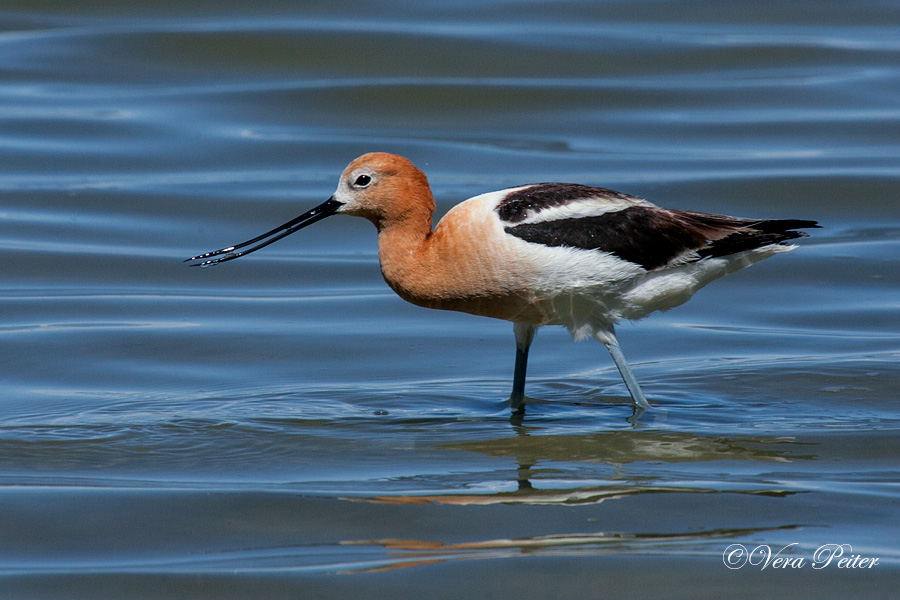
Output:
[505,206,818,270]
[496,183,640,224]
[696,221,816,260]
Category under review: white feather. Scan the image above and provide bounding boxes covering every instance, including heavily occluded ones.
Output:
[515,194,653,226]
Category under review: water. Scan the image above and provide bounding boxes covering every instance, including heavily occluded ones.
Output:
[2,1,899,597]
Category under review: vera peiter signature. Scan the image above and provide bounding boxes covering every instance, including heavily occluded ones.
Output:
[723,543,880,570]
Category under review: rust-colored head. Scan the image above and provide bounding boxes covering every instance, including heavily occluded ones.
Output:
[333,153,435,230]
[185,153,435,266]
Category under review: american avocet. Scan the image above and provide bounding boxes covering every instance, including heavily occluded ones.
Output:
[188,153,817,414]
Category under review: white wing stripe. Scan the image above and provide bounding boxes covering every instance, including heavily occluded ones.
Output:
[513,195,653,225]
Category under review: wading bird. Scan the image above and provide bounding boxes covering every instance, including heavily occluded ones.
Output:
[188,153,817,414]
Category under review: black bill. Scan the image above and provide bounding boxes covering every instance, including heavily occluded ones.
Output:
[185,197,343,267]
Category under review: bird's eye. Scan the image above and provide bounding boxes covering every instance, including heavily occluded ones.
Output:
[353,174,372,188]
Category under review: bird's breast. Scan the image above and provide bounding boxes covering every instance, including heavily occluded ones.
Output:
[376,198,549,323]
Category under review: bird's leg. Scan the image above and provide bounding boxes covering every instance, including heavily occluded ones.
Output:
[510,323,537,413]
[604,341,651,410]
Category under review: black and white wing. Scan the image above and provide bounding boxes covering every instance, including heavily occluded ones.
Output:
[496,183,818,271]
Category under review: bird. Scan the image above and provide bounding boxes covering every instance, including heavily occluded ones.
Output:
[187,152,817,415]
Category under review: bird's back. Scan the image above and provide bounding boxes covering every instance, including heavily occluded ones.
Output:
[396,184,816,342]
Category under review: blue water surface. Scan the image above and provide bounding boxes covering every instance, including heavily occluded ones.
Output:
[1,1,898,598]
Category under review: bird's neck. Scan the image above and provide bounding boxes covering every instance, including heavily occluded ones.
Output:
[376,209,435,299]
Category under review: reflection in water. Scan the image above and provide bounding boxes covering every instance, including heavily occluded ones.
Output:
[339,525,799,574]
[349,484,794,507]
[338,423,810,575]
[449,429,814,465]
[348,429,808,506]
